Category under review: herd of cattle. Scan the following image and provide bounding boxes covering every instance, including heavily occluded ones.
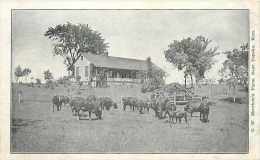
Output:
[52,94,212,124]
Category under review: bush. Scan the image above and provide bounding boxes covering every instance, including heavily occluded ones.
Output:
[57,76,73,87]
[76,75,81,82]
[46,80,54,89]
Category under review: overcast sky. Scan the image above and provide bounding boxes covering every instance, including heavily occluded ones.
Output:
[12,10,249,84]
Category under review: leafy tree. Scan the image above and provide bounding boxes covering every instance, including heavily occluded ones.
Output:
[141,57,166,93]
[44,22,109,76]
[220,43,248,90]
[164,36,218,88]
[14,65,23,83]
[22,68,31,82]
[43,69,53,81]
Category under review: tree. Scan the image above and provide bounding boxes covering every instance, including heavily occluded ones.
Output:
[43,69,54,88]
[141,57,166,93]
[14,65,23,83]
[43,69,53,81]
[220,43,249,90]
[22,68,31,83]
[44,22,109,76]
[164,36,218,88]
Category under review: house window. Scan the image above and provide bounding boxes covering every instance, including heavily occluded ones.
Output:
[76,66,80,76]
[108,71,113,78]
[85,66,88,77]
[131,71,137,79]
[112,71,117,78]
[121,72,127,78]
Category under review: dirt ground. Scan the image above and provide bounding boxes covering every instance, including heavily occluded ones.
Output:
[11,84,249,153]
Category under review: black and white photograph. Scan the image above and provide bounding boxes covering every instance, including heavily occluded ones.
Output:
[10,9,250,153]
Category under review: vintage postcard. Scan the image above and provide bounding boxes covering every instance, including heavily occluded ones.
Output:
[0,0,259,160]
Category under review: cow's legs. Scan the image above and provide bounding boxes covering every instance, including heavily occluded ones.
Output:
[89,112,92,120]
[185,114,188,123]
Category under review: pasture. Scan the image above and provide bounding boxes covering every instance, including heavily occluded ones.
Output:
[11,84,248,153]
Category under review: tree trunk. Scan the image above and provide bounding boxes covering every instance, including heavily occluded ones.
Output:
[233,85,236,103]
[190,74,193,88]
[184,74,187,89]
[68,65,75,77]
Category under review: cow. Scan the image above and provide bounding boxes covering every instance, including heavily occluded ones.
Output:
[199,97,211,122]
[99,97,114,111]
[122,97,137,111]
[52,95,70,112]
[61,96,70,105]
[150,97,176,119]
[184,101,202,117]
[69,97,85,116]
[169,110,188,124]
[78,95,102,120]
[184,96,212,123]
[135,99,146,114]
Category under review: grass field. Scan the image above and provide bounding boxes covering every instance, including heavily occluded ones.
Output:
[11,84,249,153]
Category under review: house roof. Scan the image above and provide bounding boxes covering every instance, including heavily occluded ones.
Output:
[82,52,163,71]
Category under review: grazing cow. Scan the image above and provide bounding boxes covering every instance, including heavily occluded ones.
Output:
[143,99,151,112]
[99,97,114,111]
[52,95,71,112]
[150,97,176,119]
[167,110,189,125]
[175,111,188,123]
[113,102,118,109]
[69,97,85,116]
[184,101,202,117]
[136,99,146,114]
[52,95,63,112]
[61,96,70,105]
[78,95,102,120]
[122,97,138,111]
[185,96,211,123]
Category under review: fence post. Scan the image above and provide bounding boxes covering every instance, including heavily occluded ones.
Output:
[174,92,176,105]
[120,96,123,108]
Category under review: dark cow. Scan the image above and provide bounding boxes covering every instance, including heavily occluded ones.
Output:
[78,95,102,120]
[184,101,202,117]
[69,97,85,116]
[122,97,138,111]
[167,110,188,124]
[150,97,176,119]
[52,95,70,112]
[99,97,114,111]
[136,99,146,114]
[113,102,118,109]
[61,96,70,105]
[185,96,211,123]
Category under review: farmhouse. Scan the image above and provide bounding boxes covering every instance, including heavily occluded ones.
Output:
[74,53,163,87]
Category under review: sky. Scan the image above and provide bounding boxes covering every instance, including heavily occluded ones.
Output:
[12,10,249,84]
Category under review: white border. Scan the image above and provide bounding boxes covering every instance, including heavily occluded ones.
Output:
[0,0,259,160]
